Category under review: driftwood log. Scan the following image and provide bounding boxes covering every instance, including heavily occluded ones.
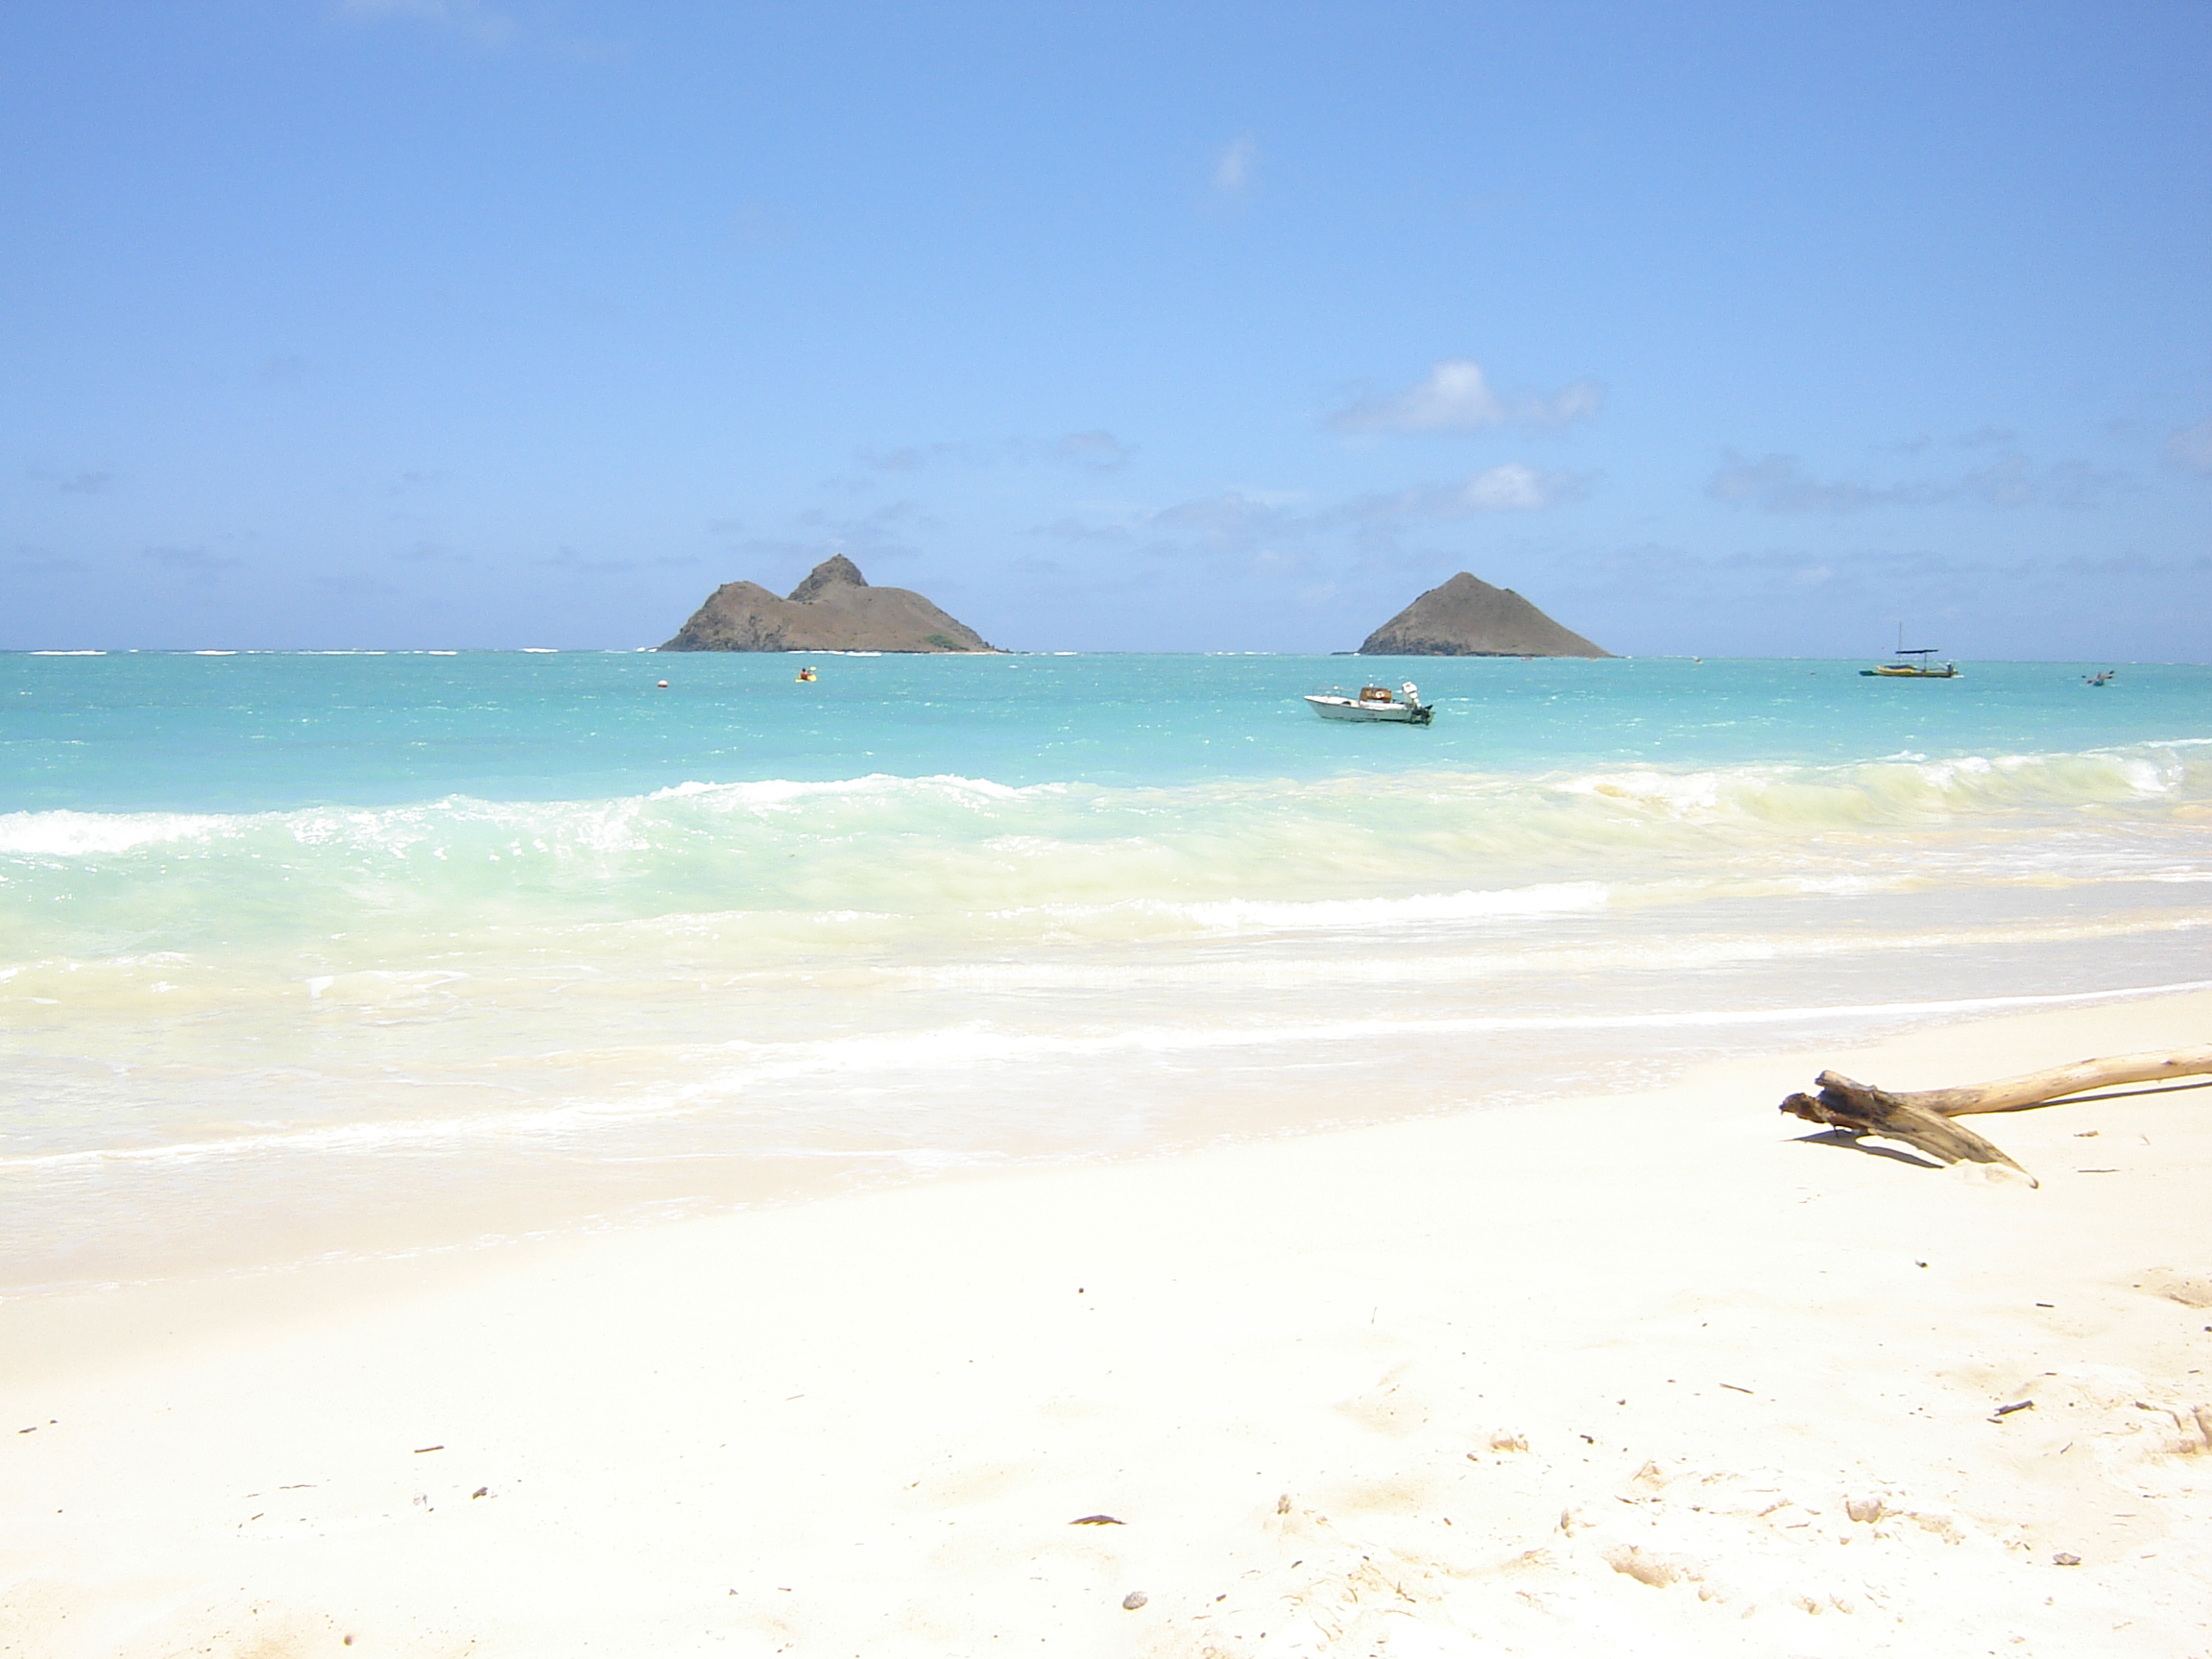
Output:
[1781,1046,2212,1186]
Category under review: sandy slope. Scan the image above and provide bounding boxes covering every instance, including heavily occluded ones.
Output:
[3,993,2208,1658]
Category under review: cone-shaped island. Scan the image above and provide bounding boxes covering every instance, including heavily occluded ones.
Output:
[1358,572,1609,658]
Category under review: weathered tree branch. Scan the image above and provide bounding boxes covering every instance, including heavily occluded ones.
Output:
[1781,1080,2039,1183]
[1778,1046,2212,1187]
[1844,1046,2212,1118]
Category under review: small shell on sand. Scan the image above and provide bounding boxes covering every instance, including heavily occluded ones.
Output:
[1122,1591,1148,1610]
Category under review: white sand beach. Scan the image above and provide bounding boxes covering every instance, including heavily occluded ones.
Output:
[3,991,2207,1658]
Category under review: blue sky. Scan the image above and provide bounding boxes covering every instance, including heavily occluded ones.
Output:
[4,1,2207,657]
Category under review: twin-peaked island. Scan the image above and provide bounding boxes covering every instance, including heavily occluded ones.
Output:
[658,555,995,654]
[659,558,1609,658]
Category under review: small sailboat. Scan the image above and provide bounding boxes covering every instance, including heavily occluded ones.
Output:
[1304,681,1433,724]
[1861,624,1959,679]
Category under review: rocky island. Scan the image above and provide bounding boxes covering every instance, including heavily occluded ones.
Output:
[1358,571,1610,658]
[659,556,996,653]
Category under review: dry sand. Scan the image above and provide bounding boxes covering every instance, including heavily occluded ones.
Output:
[3,992,2208,1658]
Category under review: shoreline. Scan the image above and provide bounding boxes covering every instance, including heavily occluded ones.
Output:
[4,992,2208,1655]
[9,974,2206,1304]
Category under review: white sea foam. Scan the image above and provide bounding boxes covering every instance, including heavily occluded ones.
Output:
[1177,882,1610,930]
[685,976,2212,1087]
[984,882,1611,934]
[646,772,1034,808]
[0,807,232,855]
[5,742,2204,880]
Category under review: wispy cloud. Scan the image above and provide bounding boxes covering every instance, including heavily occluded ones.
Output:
[4,544,85,576]
[1708,455,1919,515]
[2164,418,2212,475]
[1052,430,1136,471]
[311,572,400,598]
[1354,463,1587,519]
[24,468,114,494]
[338,0,518,47]
[1153,490,1299,540]
[141,546,240,578]
[728,202,797,251]
[854,431,1136,474]
[1602,541,2210,598]
[256,353,320,387]
[856,441,981,473]
[1708,451,2127,514]
[1214,135,1259,196]
[1329,359,1602,434]
[716,500,939,579]
[1052,464,1582,565]
[338,0,621,58]
[533,547,700,576]
[1033,516,1135,545]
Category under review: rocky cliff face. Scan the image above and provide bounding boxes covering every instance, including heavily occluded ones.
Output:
[1358,572,1609,658]
[659,557,996,653]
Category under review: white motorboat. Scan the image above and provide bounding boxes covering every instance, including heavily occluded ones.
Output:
[1304,681,1433,725]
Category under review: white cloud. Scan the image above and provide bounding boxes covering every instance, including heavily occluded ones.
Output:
[2164,418,2212,475]
[1330,359,1602,433]
[1367,463,1583,518]
[1214,136,1259,195]
[1325,466,1587,528]
[1455,462,1573,511]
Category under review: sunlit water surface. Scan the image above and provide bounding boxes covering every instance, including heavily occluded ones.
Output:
[5,651,2207,1290]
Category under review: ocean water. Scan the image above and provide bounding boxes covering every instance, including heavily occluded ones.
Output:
[4,650,2208,1292]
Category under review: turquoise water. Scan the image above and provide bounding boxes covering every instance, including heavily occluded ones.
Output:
[4,652,2208,1291]
[5,650,2201,811]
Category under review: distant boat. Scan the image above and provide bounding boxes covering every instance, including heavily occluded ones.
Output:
[1305,681,1433,725]
[1861,624,1959,679]
[2083,669,2116,686]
